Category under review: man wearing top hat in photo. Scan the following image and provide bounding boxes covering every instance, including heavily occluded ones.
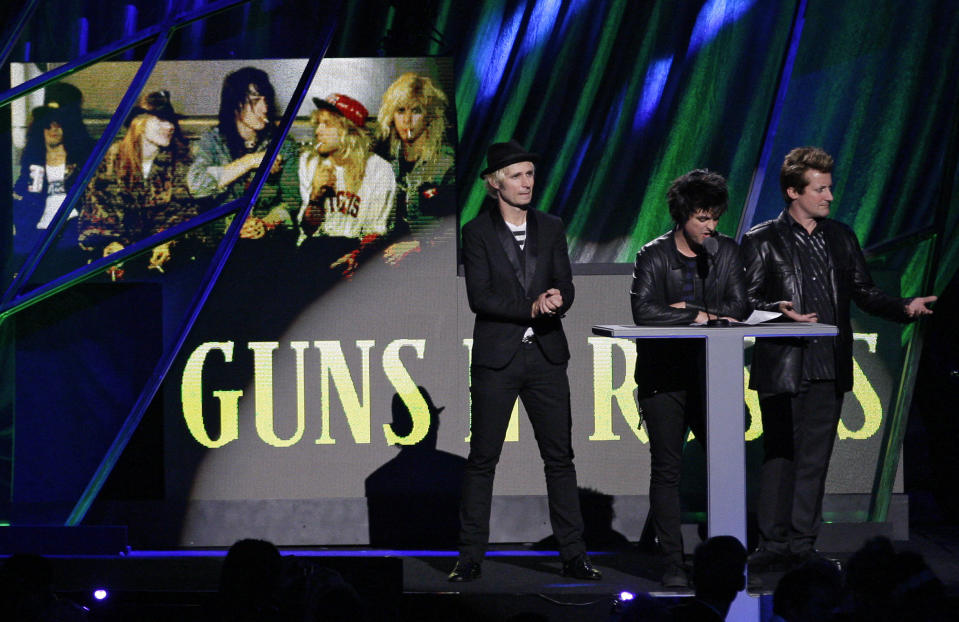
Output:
[296,93,396,279]
[79,90,196,278]
[448,140,601,582]
[11,100,91,272]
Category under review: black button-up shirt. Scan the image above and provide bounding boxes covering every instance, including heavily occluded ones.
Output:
[676,245,704,308]
[787,213,836,380]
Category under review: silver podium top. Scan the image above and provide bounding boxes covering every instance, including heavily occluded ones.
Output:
[592,323,839,339]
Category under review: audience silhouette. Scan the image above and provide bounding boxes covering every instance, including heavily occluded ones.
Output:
[670,535,747,621]
[772,557,842,622]
[3,532,956,621]
[214,538,364,622]
[0,553,88,621]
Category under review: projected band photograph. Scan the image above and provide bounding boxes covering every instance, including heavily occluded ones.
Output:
[8,57,456,287]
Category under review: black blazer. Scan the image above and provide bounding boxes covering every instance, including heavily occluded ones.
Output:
[742,211,911,394]
[462,206,574,369]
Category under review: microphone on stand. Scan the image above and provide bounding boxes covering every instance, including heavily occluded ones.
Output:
[701,236,728,327]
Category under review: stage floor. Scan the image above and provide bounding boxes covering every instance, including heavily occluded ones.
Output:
[8,524,958,621]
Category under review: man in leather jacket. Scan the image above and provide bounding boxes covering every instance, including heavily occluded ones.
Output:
[630,169,749,587]
[742,146,936,570]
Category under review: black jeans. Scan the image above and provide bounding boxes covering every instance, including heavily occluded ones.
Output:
[757,380,844,554]
[639,388,707,564]
[457,341,586,563]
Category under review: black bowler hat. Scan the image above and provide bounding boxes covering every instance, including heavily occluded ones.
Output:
[480,139,539,177]
[125,90,180,127]
[31,104,67,128]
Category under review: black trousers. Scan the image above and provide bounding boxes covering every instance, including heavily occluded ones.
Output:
[639,388,707,564]
[757,379,844,554]
[457,341,586,563]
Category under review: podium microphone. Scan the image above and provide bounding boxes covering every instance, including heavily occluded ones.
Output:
[701,236,728,327]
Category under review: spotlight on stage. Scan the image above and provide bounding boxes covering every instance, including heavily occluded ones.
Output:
[93,589,109,601]
[610,590,637,618]
[609,590,645,622]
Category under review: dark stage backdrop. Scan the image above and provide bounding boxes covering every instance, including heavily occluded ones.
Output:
[1,0,957,545]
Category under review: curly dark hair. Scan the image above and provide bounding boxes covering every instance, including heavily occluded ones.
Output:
[666,168,728,226]
[20,104,92,170]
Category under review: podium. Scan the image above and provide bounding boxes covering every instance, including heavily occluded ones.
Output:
[592,323,839,621]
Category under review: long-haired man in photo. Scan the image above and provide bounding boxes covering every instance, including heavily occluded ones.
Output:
[188,66,297,246]
[296,93,396,279]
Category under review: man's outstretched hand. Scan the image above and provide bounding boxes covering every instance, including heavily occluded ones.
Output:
[779,300,818,323]
[905,295,937,318]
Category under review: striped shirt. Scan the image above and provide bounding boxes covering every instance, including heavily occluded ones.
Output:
[506,219,533,341]
[788,214,836,380]
[506,220,527,250]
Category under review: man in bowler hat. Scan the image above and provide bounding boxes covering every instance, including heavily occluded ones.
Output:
[448,140,601,582]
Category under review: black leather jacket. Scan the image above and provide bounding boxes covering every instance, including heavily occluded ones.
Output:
[630,231,749,395]
[742,211,911,394]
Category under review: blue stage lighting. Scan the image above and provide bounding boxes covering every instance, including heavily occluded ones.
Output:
[93,589,108,601]
[618,590,635,601]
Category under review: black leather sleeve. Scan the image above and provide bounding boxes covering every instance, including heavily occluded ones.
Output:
[835,224,910,322]
[742,231,787,313]
[710,239,750,321]
[630,243,699,325]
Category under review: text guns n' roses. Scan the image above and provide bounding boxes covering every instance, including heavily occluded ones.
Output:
[181,336,887,448]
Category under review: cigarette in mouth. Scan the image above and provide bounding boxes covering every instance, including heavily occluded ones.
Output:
[407,128,413,140]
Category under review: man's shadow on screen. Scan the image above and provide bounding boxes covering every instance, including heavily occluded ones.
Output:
[513,487,631,575]
[532,487,631,551]
[364,387,465,548]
